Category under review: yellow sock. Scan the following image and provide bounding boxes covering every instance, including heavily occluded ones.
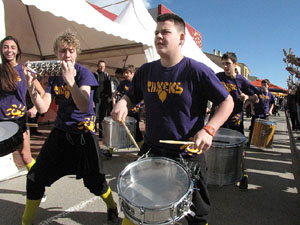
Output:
[122,216,135,225]
[25,158,36,171]
[100,187,116,209]
[22,198,41,225]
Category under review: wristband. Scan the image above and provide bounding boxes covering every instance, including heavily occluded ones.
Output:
[203,125,216,136]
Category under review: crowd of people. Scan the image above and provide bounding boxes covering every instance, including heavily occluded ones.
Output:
[0,12,286,225]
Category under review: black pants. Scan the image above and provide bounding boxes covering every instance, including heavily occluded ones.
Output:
[26,128,109,200]
[138,143,210,225]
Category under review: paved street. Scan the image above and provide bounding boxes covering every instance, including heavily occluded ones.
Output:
[0,111,299,225]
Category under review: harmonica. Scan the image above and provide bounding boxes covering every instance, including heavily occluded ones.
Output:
[26,60,61,77]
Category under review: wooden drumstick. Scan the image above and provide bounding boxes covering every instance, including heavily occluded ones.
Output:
[159,140,194,145]
[121,120,140,151]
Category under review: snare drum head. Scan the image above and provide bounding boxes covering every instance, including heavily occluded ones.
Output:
[118,157,191,209]
[213,128,247,147]
[0,121,19,141]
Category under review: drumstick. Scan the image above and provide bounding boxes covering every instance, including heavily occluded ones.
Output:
[121,120,140,151]
[160,139,230,145]
[159,140,194,145]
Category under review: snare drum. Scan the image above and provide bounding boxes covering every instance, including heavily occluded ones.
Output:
[251,118,276,148]
[117,157,193,225]
[103,116,136,149]
[0,121,23,157]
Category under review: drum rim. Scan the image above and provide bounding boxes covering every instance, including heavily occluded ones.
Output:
[117,157,193,210]
[104,116,137,124]
[254,118,277,125]
[212,128,247,147]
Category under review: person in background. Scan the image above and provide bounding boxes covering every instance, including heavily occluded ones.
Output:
[112,65,144,147]
[93,60,111,138]
[22,30,118,225]
[111,13,233,225]
[287,86,299,131]
[111,68,124,107]
[211,52,259,190]
[247,79,275,145]
[0,36,36,171]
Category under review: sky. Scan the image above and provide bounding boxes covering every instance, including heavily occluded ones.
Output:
[89,0,300,89]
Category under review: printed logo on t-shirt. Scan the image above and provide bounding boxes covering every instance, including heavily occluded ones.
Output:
[54,85,71,99]
[231,113,242,125]
[259,94,270,100]
[221,81,237,93]
[5,103,25,118]
[147,81,183,102]
[17,75,21,82]
[77,115,96,133]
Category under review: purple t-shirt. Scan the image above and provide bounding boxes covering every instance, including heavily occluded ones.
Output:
[254,90,275,116]
[45,63,98,134]
[0,64,27,119]
[216,72,258,126]
[126,57,229,150]
[117,79,131,95]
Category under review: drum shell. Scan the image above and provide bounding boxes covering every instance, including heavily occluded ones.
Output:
[117,157,193,225]
[103,116,136,148]
[205,128,247,186]
[251,119,276,148]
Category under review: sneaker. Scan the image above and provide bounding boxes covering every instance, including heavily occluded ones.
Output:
[107,208,118,225]
[239,175,248,191]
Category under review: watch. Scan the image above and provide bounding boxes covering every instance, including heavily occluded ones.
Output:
[203,125,216,136]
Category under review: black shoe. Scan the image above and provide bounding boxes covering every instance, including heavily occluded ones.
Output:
[245,142,250,148]
[107,207,118,225]
[102,149,112,159]
[239,175,248,191]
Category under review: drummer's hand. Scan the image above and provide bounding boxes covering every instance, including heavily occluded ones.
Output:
[111,99,128,122]
[192,129,213,152]
[61,60,76,87]
[26,107,37,118]
[239,93,248,102]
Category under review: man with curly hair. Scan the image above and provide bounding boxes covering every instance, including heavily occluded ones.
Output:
[22,30,118,225]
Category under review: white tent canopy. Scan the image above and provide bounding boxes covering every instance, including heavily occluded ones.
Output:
[115,0,222,73]
[2,0,155,73]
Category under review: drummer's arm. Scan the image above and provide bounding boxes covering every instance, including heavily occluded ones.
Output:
[28,84,52,115]
[111,95,135,122]
[193,95,233,151]
[268,103,274,115]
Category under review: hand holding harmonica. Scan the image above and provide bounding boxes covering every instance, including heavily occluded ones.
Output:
[25,60,62,77]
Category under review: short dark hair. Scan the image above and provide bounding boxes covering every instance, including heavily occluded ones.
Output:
[124,65,135,73]
[157,13,185,33]
[115,68,123,74]
[262,79,270,85]
[97,60,105,66]
[222,52,237,64]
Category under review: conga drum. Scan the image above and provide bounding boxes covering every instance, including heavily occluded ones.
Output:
[103,116,136,149]
[205,128,247,186]
[250,118,276,148]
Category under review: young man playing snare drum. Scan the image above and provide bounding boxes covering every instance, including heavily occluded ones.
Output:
[111,13,233,225]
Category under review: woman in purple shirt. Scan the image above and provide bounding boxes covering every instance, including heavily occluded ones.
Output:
[0,36,35,170]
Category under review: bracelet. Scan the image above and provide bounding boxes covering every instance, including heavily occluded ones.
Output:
[203,125,216,136]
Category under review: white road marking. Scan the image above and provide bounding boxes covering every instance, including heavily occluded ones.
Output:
[39,196,99,225]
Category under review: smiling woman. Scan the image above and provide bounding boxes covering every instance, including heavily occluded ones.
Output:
[0,36,35,170]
